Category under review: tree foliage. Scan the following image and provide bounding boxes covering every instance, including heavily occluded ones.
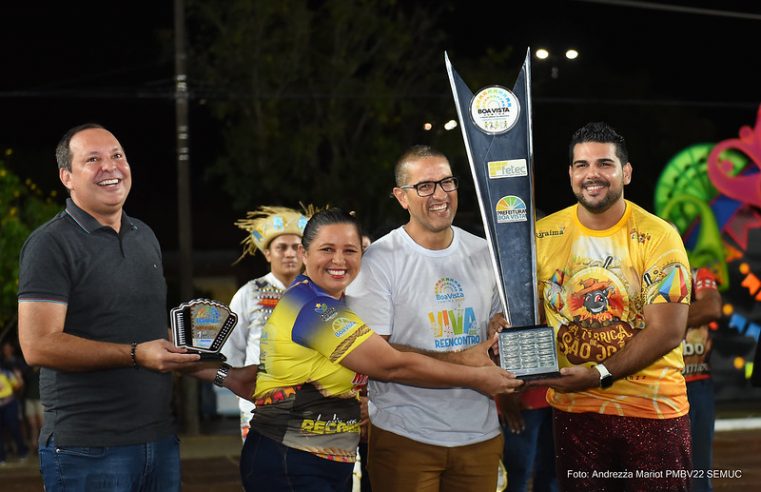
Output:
[0,153,61,330]
[187,0,450,231]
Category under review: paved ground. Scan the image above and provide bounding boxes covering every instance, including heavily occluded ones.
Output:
[2,415,760,491]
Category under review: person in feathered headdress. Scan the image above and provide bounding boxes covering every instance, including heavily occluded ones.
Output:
[222,206,308,441]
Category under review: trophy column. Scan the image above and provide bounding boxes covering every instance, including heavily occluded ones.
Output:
[446,50,559,379]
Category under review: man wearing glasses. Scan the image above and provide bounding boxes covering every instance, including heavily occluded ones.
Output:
[347,145,507,491]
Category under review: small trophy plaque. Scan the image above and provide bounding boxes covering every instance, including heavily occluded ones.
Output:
[170,299,238,360]
[498,325,559,380]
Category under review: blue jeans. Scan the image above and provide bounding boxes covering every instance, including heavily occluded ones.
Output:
[503,407,558,492]
[241,430,354,492]
[687,378,715,492]
[39,434,181,492]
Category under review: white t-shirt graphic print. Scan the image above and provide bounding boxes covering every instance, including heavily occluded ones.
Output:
[346,226,501,446]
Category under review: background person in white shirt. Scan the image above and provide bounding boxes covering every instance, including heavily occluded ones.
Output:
[222,206,307,441]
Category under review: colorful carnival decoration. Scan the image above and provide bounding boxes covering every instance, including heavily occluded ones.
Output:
[707,105,761,250]
[654,143,747,290]
[660,194,728,289]
[654,105,761,391]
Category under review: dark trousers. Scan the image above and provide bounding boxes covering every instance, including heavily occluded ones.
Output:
[241,430,354,492]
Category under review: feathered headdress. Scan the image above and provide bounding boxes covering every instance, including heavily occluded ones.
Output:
[234,206,310,262]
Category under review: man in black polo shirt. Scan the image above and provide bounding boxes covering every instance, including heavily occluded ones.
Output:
[17,124,255,491]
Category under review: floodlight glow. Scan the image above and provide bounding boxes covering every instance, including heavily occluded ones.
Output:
[535,49,549,60]
[423,122,433,131]
[565,49,579,60]
[444,120,458,131]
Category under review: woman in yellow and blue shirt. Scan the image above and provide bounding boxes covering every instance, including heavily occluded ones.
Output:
[240,208,523,492]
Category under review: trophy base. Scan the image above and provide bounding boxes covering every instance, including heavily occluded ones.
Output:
[517,370,561,381]
[191,351,227,361]
[498,325,559,380]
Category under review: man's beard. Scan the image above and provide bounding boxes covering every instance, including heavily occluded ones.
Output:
[574,181,623,214]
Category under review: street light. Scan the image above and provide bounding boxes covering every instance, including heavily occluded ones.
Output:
[420,120,458,133]
[534,46,580,79]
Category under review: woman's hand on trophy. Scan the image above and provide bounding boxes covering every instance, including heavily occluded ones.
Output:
[474,364,523,396]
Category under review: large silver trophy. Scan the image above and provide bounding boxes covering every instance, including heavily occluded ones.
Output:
[170,298,238,360]
[446,49,559,379]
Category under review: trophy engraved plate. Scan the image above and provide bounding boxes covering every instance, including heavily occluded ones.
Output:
[170,299,238,360]
[498,325,559,379]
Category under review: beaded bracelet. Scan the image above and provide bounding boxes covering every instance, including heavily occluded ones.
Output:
[130,342,139,369]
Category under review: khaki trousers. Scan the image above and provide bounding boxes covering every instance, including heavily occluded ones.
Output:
[367,423,503,492]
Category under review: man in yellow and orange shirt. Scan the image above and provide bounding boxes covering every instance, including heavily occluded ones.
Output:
[535,122,692,491]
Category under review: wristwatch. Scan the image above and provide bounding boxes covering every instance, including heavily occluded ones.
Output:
[213,363,231,388]
[594,363,614,389]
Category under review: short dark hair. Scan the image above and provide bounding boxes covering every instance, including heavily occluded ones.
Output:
[568,122,628,165]
[56,123,106,171]
[394,145,449,186]
[302,208,362,251]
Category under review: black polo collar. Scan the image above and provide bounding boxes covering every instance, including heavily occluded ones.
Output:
[64,198,136,234]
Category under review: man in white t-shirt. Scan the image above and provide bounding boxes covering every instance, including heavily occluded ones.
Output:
[346,145,509,491]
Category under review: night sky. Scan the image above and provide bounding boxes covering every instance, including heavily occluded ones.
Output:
[2,1,760,279]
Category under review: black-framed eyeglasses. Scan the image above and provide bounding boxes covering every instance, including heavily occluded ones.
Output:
[399,176,459,197]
